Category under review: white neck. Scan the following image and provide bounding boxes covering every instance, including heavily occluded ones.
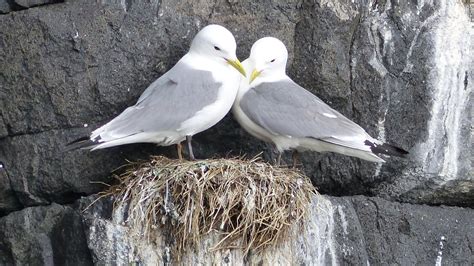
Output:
[180,52,237,82]
[250,72,290,88]
[182,52,220,70]
[235,72,290,104]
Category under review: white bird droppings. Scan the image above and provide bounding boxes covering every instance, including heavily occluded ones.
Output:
[435,235,447,266]
[418,1,470,179]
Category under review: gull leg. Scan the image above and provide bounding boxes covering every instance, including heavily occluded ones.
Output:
[176,142,183,160]
[271,145,282,166]
[276,152,282,166]
[186,135,196,161]
[292,150,300,169]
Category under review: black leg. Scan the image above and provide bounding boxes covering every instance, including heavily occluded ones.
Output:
[271,145,283,166]
[276,152,282,166]
[186,135,195,161]
[292,150,300,169]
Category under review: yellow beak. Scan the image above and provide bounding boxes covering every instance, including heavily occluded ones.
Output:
[226,59,246,77]
[249,69,262,84]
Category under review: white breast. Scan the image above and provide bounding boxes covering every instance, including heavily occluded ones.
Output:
[232,99,273,143]
[178,56,241,136]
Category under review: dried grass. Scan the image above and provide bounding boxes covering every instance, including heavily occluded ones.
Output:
[101,155,317,258]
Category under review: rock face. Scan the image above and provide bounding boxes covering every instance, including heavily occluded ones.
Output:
[2,195,471,265]
[0,203,92,265]
[0,0,62,13]
[0,0,472,264]
[83,195,474,265]
[291,0,472,206]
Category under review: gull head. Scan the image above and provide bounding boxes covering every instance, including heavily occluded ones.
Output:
[248,37,288,84]
[190,24,246,77]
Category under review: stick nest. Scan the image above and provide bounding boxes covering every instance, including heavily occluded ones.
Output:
[102,156,317,258]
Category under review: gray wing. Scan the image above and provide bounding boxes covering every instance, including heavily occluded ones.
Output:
[240,80,368,144]
[93,63,221,141]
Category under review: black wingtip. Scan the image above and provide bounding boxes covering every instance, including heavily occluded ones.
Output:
[364,140,409,158]
[64,136,97,151]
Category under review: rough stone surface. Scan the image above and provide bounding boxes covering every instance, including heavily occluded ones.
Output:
[0,127,170,211]
[0,191,471,265]
[0,0,303,213]
[14,0,61,8]
[0,0,62,14]
[79,195,473,265]
[291,0,472,206]
[0,162,21,216]
[351,196,474,265]
[0,0,472,264]
[0,1,11,14]
[0,0,471,215]
[0,203,93,265]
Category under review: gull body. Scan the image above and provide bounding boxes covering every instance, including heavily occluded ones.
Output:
[68,25,246,159]
[232,37,408,163]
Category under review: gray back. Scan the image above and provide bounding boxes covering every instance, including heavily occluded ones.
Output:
[103,63,221,137]
[240,80,366,140]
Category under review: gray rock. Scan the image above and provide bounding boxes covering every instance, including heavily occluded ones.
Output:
[14,0,61,9]
[0,0,472,263]
[288,0,472,206]
[80,195,474,265]
[0,1,11,14]
[0,0,301,213]
[0,0,62,14]
[0,161,21,216]
[351,196,474,265]
[0,203,93,265]
[0,0,471,213]
[0,127,173,212]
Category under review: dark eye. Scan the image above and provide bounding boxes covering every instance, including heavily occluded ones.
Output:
[214,46,221,51]
[270,59,276,63]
